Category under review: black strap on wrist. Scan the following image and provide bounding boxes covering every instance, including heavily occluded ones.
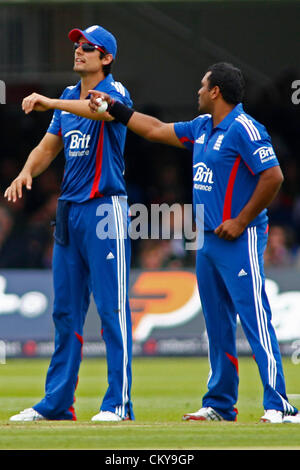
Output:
[107,99,134,125]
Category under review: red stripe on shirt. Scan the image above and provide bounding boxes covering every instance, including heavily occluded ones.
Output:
[243,159,255,175]
[90,121,105,199]
[222,155,241,222]
[179,136,194,144]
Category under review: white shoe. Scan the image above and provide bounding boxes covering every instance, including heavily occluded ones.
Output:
[91,411,124,422]
[260,409,283,423]
[182,406,223,421]
[283,413,300,423]
[9,408,46,422]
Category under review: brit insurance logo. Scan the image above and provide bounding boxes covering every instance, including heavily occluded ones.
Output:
[253,146,276,164]
[65,130,91,157]
[193,162,214,192]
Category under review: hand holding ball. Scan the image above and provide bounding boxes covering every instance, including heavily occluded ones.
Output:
[96,97,108,113]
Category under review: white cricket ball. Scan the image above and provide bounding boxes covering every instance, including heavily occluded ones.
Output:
[96,97,108,113]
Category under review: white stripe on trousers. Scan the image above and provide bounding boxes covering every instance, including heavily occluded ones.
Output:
[112,196,129,419]
[247,227,294,414]
[248,226,276,389]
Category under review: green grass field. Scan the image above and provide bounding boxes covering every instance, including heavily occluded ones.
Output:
[0,356,300,450]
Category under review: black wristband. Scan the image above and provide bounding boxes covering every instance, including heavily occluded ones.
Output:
[107,99,134,125]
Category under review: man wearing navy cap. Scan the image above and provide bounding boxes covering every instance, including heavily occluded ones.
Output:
[7,25,134,423]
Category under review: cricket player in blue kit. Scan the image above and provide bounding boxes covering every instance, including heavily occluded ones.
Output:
[88,62,300,424]
[7,25,134,422]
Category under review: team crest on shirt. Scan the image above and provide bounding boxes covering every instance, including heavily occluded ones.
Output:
[213,134,224,151]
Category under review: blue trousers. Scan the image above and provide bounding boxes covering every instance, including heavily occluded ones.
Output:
[197,225,297,421]
[34,196,134,420]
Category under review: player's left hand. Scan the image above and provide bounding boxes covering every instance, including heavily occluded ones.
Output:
[22,93,53,114]
[214,218,246,240]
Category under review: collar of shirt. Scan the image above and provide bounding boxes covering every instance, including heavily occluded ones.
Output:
[71,73,114,99]
[213,102,244,130]
[201,102,244,134]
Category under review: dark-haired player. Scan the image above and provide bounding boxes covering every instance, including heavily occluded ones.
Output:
[7,25,134,423]
[88,62,299,424]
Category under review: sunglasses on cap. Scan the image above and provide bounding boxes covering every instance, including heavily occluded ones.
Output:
[74,42,106,54]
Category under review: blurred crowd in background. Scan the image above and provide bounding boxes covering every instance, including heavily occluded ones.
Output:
[0,69,300,271]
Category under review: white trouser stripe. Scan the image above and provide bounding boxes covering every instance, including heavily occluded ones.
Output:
[275,391,293,414]
[112,196,128,419]
[113,196,125,418]
[112,196,126,418]
[112,196,122,417]
[116,196,129,418]
[248,228,264,346]
[252,227,276,388]
[249,229,295,414]
[248,227,276,389]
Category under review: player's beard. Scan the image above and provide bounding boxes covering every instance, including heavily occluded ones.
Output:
[198,99,211,115]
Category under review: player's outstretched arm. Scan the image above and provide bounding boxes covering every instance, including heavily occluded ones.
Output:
[88,90,184,148]
[22,92,113,121]
[4,133,63,202]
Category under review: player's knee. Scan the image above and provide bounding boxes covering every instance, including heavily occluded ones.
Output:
[53,309,73,335]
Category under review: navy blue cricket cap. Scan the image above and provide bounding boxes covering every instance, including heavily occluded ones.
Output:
[68,25,117,59]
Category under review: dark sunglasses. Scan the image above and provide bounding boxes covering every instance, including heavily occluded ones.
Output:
[74,42,105,54]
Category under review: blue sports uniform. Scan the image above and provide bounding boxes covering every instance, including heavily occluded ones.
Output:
[174,103,297,420]
[33,74,134,420]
